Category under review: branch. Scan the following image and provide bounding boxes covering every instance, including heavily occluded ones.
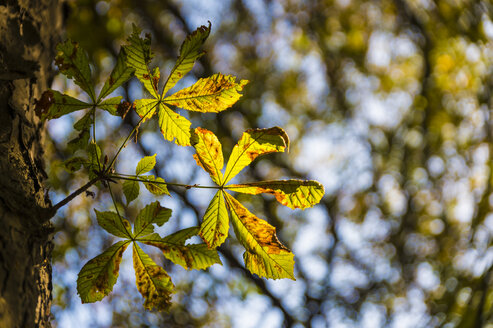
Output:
[49,176,101,216]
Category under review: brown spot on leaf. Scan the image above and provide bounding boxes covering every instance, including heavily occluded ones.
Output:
[152,75,159,89]
[34,90,55,118]
[153,204,163,217]
[117,101,134,118]
[226,193,290,254]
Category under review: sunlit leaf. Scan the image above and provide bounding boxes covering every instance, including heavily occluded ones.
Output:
[139,228,222,270]
[77,240,130,303]
[55,39,96,101]
[223,127,289,184]
[142,175,169,196]
[98,48,135,101]
[124,25,159,98]
[134,98,159,122]
[199,191,229,248]
[133,243,174,311]
[133,201,172,239]
[157,103,192,146]
[163,74,248,112]
[224,192,295,280]
[34,90,91,120]
[162,22,211,97]
[95,210,133,239]
[123,180,139,205]
[227,180,325,209]
[191,127,224,185]
[136,154,156,175]
[97,96,123,116]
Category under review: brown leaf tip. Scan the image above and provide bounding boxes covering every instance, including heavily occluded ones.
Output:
[117,101,134,118]
[34,90,55,118]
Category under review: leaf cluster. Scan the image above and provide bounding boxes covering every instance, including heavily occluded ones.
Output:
[37,23,325,310]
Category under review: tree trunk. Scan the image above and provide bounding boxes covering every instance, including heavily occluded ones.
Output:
[0,1,61,327]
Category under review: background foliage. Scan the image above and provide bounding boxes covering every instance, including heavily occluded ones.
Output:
[47,0,493,327]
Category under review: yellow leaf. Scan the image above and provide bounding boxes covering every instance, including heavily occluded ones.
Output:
[157,103,192,146]
[162,23,211,97]
[223,127,289,184]
[139,228,221,270]
[226,180,325,210]
[191,127,224,185]
[134,98,159,122]
[224,192,295,280]
[133,243,174,311]
[124,25,159,98]
[199,190,229,248]
[142,175,170,196]
[163,74,248,112]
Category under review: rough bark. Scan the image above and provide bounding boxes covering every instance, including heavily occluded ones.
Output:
[0,1,61,327]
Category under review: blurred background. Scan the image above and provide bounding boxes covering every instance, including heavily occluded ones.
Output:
[46,0,493,327]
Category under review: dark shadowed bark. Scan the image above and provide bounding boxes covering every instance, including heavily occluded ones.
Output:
[0,1,61,327]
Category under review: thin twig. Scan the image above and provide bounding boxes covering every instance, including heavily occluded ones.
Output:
[109,173,219,190]
[50,176,101,215]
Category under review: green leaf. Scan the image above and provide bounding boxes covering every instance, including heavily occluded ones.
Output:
[67,130,90,153]
[63,157,86,173]
[124,25,159,98]
[162,22,211,97]
[224,192,295,280]
[136,154,156,175]
[87,142,102,168]
[164,74,248,113]
[226,180,325,210]
[98,48,135,101]
[123,180,139,205]
[133,243,174,311]
[191,127,224,185]
[85,142,102,179]
[140,228,222,270]
[142,175,169,196]
[95,209,132,239]
[34,90,91,120]
[157,103,192,146]
[55,39,96,101]
[223,127,289,184]
[77,240,130,303]
[67,110,93,152]
[133,201,172,239]
[199,191,229,248]
[73,110,93,131]
[97,96,123,116]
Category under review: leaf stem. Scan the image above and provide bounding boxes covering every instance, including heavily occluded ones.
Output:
[51,176,102,215]
[106,101,159,171]
[107,183,133,239]
[91,107,102,171]
[109,173,220,190]
[108,183,122,218]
